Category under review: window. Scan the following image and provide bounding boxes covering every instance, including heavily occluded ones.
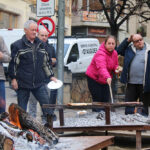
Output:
[67,44,79,64]
[0,11,18,28]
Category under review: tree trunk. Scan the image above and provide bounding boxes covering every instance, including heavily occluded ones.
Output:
[110,26,119,42]
[8,103,59,146]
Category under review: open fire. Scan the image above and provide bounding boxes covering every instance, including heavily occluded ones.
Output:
[0,103,59,150]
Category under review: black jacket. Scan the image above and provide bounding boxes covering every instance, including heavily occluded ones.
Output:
[8,35,54,89]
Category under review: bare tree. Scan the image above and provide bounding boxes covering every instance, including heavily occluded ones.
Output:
[96,0,150,38]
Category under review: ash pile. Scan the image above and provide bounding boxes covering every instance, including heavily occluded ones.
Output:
[54,110,150,127]
[0,103,58,150]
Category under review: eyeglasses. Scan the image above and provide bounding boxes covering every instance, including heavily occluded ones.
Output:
[133,38,143,43]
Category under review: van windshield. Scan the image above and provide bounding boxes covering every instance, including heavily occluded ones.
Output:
[50,43,69,57]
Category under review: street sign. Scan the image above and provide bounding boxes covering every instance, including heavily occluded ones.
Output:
[37,0,55,17]
[37,17,55,37]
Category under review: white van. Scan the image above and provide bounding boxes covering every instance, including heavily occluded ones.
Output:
[0,29,24,69]
[48,37,100,73]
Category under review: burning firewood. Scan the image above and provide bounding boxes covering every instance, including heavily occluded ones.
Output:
[8,103,59,146]
[0,112,9,121]
[0,133,14,150]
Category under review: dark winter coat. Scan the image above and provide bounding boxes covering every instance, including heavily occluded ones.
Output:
[117,38,150,92]
[8,35,54,89]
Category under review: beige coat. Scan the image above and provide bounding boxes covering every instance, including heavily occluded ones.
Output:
[0,36,11,80]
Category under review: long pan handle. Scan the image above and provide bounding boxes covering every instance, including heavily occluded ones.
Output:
[109,84,114,103]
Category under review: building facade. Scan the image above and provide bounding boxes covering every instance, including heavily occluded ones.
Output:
[0,0,38,28]
[0,0,72,36]
[71,0,127,43]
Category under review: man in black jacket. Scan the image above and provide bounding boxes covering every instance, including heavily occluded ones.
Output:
[28,28,57,120]
[8,20,57,123]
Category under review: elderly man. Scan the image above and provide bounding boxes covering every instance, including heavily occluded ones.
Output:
[117,34,150,116]
[28,28,57,120]
[8,20,57,123]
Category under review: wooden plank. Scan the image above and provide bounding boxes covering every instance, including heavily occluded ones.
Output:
[56,136,114,150]
[43,102,143,109]
[53,125,150,132]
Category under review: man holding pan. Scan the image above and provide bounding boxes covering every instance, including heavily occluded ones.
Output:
[117,34,150,116]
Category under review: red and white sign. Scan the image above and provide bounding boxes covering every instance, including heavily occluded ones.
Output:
[41,0,49,2]
[37,17,55,37]
[37,0,55,17]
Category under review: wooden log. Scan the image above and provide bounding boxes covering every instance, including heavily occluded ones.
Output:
[0,112,9,121]
[8,103,59,145]
[0,133,14,150]
[43,101,143,109]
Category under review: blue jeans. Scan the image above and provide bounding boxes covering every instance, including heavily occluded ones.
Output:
[49,89,57,114]
[17,85,50,118]
[28,88,57,117]
[28,93,37,118]
[0,80,6,113]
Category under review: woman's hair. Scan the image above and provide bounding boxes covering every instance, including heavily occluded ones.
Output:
[105,35,116,44]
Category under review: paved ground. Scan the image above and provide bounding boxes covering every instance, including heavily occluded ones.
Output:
[5,82,150,150]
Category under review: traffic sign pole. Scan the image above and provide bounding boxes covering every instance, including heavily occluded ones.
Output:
[57,0,65,105]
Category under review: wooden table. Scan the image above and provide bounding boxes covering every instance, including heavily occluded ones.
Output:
[43,102,145,150]
[53,125,150,150]
[55,136,114,150]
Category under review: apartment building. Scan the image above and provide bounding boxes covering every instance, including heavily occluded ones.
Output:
[128,14,150,42]
[0,0,38,28]
[0,0,72,36]
[71,0,127,43]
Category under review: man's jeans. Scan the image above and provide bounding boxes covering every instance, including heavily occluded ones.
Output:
[0,80,5,113]
[17,85,50,121]
[49,89,57,113]
[28,88,57,117]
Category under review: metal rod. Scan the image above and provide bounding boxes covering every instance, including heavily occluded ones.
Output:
[109,84,114,103]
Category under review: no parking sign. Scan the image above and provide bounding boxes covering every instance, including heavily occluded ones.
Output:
[37,17,55,37]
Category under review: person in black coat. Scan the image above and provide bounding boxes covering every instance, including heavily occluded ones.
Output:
[8,20,57,123]
[28,28,57,121]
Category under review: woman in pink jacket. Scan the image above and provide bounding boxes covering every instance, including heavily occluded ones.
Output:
[86,35,119,112]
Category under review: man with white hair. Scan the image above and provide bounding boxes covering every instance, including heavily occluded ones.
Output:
[28,28,57,120]
[117,34,150,116]
[8,20,57,123]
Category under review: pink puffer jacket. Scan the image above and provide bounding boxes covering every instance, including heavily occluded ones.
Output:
[86,42,118,84]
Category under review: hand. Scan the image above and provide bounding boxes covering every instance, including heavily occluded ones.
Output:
[115,66,123,73]
[128,35,134,43]
[11,79,18,90]
[107,78,112,85]
[0,52,3,60]
[50,76,57,82]
[51,58,56,66]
